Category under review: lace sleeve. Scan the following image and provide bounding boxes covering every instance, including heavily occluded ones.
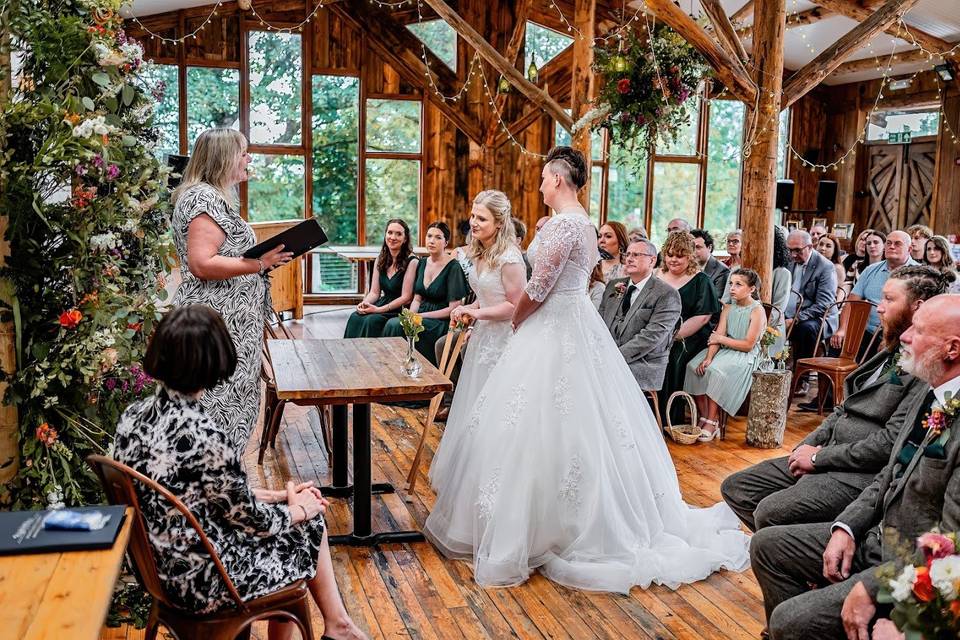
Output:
[524,216,581,302]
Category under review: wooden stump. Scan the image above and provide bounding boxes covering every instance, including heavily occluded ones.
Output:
[746,369,792,448]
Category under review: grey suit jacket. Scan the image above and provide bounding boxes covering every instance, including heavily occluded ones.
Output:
[789,250,839,335]
[702,257,729,301]
[835,384,960,592]
[801,349,927,479]
[598,276,682,391]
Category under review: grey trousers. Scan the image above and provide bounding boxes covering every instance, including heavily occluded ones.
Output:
[721,455,871,531]
[750,522,883,639]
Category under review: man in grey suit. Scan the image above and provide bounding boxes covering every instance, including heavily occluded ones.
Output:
[691,229,729,302]
[598,239,681,392]
[785,230,838,360]
[721,266,949,531]
[750,295,960,640]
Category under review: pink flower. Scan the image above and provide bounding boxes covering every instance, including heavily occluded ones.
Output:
[918,532,956,562]
[106,164,120,180]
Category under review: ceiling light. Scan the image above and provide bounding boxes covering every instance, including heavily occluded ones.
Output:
[888,77,913,91]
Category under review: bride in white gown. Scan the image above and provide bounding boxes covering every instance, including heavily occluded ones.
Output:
[430,190,526,494]
[423,147,750,593]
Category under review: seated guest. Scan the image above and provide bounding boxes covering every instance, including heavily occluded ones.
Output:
[723,229,743,269]
[842,229,870,294]
[627,227,647,244]
[587,261,606,309]
[831,230,916,358]
[854,228,887,285]
[750,294,960,640]
[658,231,720,423]
[691,228,729,303]
[816,233,846,295]
[383,222,467,365]
[344,219,417,338]
[111,305,367,640]
[809,223,827,246]
[666,217,691,234]
[598,239,681,392]
[685,269,766,441]
[924,235,960,293]
[512,217,532,280]
[721,266,947,531]
[598,221,628,281]
[785,229,838,361]
[906,223,933,262]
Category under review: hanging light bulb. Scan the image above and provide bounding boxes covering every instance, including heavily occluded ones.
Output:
[498,75,511,93]
[527,56,539,83]
[610,54,630,73]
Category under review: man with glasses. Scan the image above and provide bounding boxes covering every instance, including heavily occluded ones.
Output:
[785,230,839,363]
[598,239,681,392]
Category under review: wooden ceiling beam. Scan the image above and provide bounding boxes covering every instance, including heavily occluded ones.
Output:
[737,7,834,42]
[813,0,954,54]
[783,0,922,108]
[329,0,483,143]
[491,46,572,148]
[639,0,758,103]
[701,0,749,64]
[831,46,937,75]
[421,0,574,131]
[483,0,531,147]
[730,0,755,26]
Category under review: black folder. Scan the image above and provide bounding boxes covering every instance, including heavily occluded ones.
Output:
[242,217,328,260]
[0,505,127,555]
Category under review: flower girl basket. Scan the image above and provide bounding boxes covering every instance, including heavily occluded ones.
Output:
[664,391,701,445]
[405,326,468,494]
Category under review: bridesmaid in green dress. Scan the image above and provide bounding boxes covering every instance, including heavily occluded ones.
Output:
[657,231,721,424]
[343,218,418,338]
[383,222,468,364]
[684,269,766,442]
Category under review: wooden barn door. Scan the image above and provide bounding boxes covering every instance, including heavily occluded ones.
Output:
[866,141,936,230]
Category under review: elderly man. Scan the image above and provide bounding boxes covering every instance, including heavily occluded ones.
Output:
[666,218,691,234]
[810,223,828,246]
[750,294,960,640]
[598,239,681,392]
[831,230,916,358]
[721,266,946,531]
[785,229,838,361]
[691,229,729,301]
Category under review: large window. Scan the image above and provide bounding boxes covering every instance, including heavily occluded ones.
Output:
[138,63,179,158]
[247,155,305,222]
[185,67,240,149]
[606,143,648,233]
[364,99,421,242]
[525,22,573,71]
[704,101,745,243]
[867,106,940,141]
[248,32,302,145]
[407,19,457,71]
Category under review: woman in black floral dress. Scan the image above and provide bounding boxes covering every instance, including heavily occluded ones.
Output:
[111,305,366,640]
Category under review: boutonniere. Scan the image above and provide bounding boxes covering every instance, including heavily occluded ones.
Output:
[923,393,960,437]
[881,351,903,384]
[613,281,627,297]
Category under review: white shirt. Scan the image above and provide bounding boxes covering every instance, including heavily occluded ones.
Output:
[626,274,652,308]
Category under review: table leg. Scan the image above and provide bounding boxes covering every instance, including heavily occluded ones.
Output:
[329,402,424,547]
[320,405,352,498]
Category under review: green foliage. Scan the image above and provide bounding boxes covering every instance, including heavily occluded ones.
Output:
[407,19,457,72]
[525,21,572,71]
[249,31,301,145]
[704,100,745,240]
[0,0,173,509]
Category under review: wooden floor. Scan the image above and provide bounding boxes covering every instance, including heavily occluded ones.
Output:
[102,306,823,640]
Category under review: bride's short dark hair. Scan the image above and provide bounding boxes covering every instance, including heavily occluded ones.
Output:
[545,146,587,190]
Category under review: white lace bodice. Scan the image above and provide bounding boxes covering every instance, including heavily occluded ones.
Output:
[525,210,598,301]
[463,245,524,308]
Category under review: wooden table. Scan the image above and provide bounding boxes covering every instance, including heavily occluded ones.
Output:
[0,507,133,639]
[267,338,451,546]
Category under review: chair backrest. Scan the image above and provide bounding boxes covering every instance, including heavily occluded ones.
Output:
[785,290,804,338]
[835,286,847,304]
[761,303,782,328]
[261,309,294,387]
[86,454,247,611]
[812,299,876,360]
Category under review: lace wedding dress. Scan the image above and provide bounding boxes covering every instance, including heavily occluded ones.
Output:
[423,209,750,593]
[429,245,525,494]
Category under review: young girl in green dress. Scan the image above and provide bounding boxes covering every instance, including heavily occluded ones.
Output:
[684,268,767,442]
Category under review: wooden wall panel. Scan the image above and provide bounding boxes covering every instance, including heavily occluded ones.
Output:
[311,10,361,73]
[933,94,960,235]
[185,12,240,65]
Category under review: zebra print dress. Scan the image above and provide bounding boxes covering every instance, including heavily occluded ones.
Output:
[171,183,269,451]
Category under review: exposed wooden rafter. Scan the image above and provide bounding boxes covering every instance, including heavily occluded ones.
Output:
[638,0,758,103]
[492,46,572,148]
[329,0,483,143]
[831,46,935,75]
[813,0,954,54]
[482,0,531,147]
[421,0,574,131]
[572,0,596,209]
[737,7,834,42]
[730,0,755,26]
[782,0,922,108]
[700,0,749,64]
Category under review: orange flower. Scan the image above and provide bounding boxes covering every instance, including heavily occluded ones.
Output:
[35,423,58,447]
[951,599,960,619]
[913,566,936,602]
[64,113,82,125]
[127,322,142,332]
[58,308,83,329]
[80,291,99,306]
[101,134,110,146]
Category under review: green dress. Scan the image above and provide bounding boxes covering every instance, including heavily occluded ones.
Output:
[343,256,418,338]
[382,258,468,365]
[683,299,762,415]
[658,272,721,424]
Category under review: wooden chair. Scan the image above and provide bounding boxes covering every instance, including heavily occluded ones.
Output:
[644,390,662,430]
[788,299,877,415]
[405,327,468,494]
[784,290,804,340]
[259,310,331,464]
[87,455,314,640]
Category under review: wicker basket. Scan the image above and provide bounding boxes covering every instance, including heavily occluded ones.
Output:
[664,391,701,445]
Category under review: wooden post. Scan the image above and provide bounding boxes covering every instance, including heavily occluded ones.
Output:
[739,0,785,302]
[571,0,595,210]
[0,6,17,486]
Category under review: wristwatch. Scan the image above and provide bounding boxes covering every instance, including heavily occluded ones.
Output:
[811,452,818,466]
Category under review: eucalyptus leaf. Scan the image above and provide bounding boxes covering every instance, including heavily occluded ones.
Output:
[81,96,95,111]
[121,84,134,107]
[91,72,110,87]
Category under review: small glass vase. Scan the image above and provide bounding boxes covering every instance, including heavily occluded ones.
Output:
[401,335,422,378]
[758,343,774,372]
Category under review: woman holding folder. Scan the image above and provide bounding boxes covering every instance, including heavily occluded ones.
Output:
[171,128,293,450]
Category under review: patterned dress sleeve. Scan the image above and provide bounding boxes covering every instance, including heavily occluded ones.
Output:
[524,218,580,302]
[197,416,293,537]
[176,184,236,237]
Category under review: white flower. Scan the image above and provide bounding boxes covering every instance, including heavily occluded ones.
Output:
[90,232,119,251]
[71,115,118,139]
[94,42,125,67]
[889,565,917,602]
[930,555,960,600]
[120,42,144,65]
[46,485,65,510]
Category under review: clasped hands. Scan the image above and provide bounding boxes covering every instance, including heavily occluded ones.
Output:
[255,480,328,524]
[788,444,821,476]
[823,529,879,640]
[451,305,476,326]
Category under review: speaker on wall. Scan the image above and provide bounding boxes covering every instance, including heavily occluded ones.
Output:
[817,180,838,212]
[776,179,795,211]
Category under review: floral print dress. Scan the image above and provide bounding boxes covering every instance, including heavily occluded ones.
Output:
[111,388,325,613]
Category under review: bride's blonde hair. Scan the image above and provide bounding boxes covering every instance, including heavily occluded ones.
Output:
[469,190,516,267]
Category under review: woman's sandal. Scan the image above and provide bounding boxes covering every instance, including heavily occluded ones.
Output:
[698,418,720,442]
